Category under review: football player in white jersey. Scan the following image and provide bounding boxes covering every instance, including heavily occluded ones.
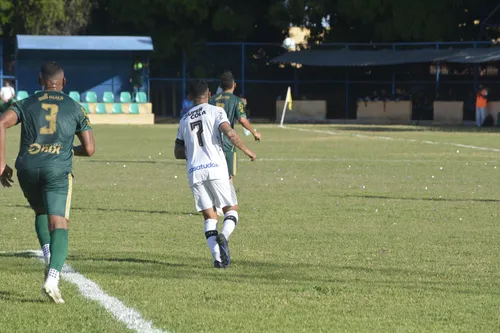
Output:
[174,79,256,268]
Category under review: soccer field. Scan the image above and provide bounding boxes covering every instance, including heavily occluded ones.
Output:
[1,124,500,333]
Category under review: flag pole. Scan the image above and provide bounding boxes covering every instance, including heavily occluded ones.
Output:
[279,101,288,127]
[279,86,291,127]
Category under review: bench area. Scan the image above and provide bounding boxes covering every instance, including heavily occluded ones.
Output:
[16,90,154,125]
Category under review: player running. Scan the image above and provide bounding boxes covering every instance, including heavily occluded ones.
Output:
[0,61,95,304]
[209,71,261,182]
[175,79,256,268]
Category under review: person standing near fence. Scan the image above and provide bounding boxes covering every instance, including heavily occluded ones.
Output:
[476,86,488,127]
[0,81,15,113]
[130,56,145,101]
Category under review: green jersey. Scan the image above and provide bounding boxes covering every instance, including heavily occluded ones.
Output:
[10,91,92,173]
[209,92,247,151]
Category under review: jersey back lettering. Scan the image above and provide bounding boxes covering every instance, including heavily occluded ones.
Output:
[208,92,247,151]
[176,103,230,186]
[10,91,92,173]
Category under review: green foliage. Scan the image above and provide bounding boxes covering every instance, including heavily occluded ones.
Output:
[272,0,489,42]
[0,0,94,36]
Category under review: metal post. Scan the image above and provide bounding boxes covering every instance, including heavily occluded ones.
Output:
[147,55,151,102]
[345,44,349,119]
[436,62,440,93]
[435,44,440,96]
[241,43,245,97]
[15,47,18,94]
[293,68,299,97]
[345,69,349,119]
[473,42,479,91]
[0,40,3,88]
[182,51,186,104]
[391,44,396,95]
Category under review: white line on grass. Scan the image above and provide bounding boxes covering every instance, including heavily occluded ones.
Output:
[281,126,500,152]
[0,250,167,333]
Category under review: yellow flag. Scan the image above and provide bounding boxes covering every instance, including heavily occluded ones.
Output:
[285,87,292,111]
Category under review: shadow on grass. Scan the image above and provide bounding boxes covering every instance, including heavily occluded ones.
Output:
[0,252,40,259]
[4,204,196,216]
[0,291,45,304]
[67,255,189,268]
[1,252,496,297]
[338,194,500,203]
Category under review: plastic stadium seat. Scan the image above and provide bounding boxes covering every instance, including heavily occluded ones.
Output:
[16,91,29,100]
[103,92,114,103]
[69,91,80,102]
[120,92,132,103]
[34,90,42,94]
[85,92,97,103]
[80,103,90,114]
[135,92,147,103]
[95,103,107,114]
[112,103,123,114]
[128,103,139,114]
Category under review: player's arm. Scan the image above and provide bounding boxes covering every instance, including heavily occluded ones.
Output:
[220,122,256,161]
[238,117,261,141]
[174,139,186,160]
[0,109,18,187]
[74,130,95,157]
[235,100,261,141]
[74,105,95,157]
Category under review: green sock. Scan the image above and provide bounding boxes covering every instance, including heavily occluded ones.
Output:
[35,215,51,248]
[49,229,69,272]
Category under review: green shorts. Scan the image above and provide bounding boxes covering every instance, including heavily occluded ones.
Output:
[17,168,73,219]
[224,147,238,177]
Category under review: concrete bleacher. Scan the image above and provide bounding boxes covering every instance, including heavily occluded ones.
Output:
[16,90,154,125]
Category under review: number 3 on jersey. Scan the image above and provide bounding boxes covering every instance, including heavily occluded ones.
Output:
[190,120,204,146]
[40,103,59,135]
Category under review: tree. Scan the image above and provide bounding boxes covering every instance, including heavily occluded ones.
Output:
[0,0,94,36]
[270,0,491,43]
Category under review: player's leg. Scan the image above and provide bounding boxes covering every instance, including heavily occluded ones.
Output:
[191,182,223,268]
[17,169,52,271]
[225,147,238,183]
[42,169,73,304]
[210,179,238,266]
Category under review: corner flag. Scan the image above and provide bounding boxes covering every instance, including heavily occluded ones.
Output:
[279,86,293,127]
[285,87,292,111]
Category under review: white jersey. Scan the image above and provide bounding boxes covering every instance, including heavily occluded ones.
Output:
[0,86,15,102]
[176,103,230,187]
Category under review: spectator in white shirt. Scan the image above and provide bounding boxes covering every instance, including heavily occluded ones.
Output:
[0,81,15,113]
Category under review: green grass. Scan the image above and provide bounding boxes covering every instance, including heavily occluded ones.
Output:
[1,124,500,332]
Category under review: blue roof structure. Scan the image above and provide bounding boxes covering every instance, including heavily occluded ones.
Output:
[16,35,153,51]
[271,47,500,67]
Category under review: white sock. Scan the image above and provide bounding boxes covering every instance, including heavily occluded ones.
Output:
[204,219,221,262]
[222,210,238,240]
[42,244,51,266]
[46,268,60,285]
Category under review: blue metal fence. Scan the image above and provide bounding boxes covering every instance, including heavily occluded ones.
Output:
[149,41,498,120]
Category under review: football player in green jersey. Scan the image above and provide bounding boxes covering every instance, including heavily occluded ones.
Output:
[209,71,261,182]
[0,61,95,304]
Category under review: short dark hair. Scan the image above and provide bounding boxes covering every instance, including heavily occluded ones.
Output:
[220,71,234,91]
[40,61,64,80]
[188,79,209,99]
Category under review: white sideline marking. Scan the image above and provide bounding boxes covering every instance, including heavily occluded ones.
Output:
[0,250,167,333]
[281,126,500,152]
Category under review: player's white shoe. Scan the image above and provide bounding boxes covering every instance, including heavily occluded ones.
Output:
[42,280,65,304]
